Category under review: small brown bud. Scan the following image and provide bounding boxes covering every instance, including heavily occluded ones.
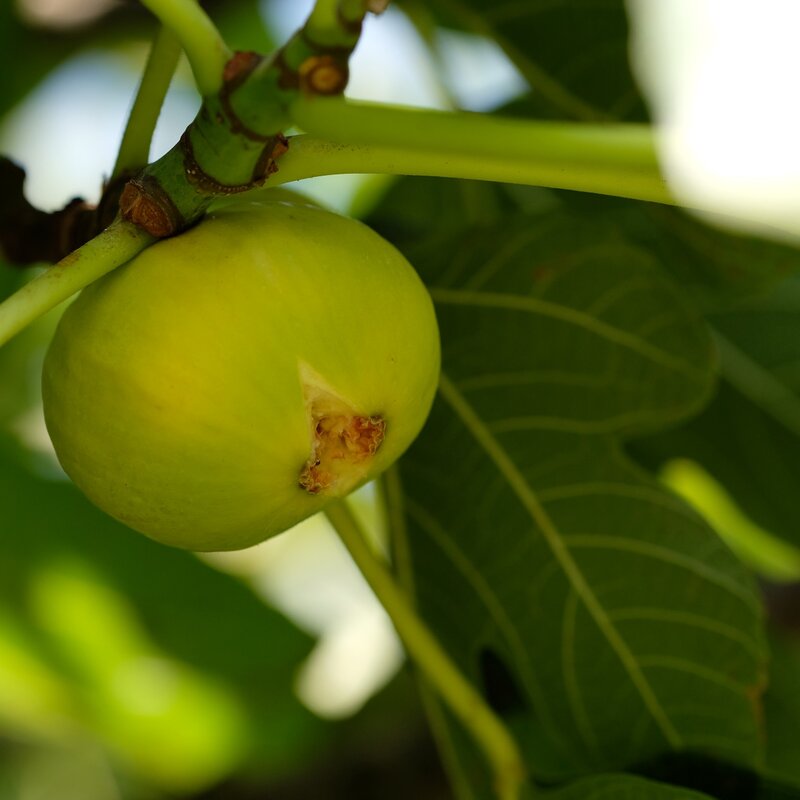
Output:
[298,55,349,96]
[223,51,262,85]
[119,177,183,239]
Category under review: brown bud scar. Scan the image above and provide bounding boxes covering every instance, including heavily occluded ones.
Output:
[180,131,288,194]
[299,414,386,494]
[223,51,262,84]
[252,133,289,184]
[298,55,349,95]
[119,177,183,238]
[297,364,386,496]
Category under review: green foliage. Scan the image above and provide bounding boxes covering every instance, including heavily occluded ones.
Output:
[637,275,800,554]
[0,436,326,791]
[417,0,645,120]
[542,774,714,799]
[364,8,800,792]
[369,186,767,794]
[763,630,800,788]
[3,0,800,798]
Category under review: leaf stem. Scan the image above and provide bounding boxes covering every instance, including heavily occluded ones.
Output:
[381,468,478,800]
[325,499,527,800]
[112,27,183,180]
[280,98,673,205]
[138,0,230,96]
[0,221,152,347]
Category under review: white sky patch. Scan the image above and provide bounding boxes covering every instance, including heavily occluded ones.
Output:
[435,28,528,112]
[261,0,449,212]
[262,0,447,108]
[205,492,404,720]
[295,603,403,719]
[628,0,800,241]
[0,50,198,211]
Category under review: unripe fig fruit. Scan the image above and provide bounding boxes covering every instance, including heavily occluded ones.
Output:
[42,198,440,551]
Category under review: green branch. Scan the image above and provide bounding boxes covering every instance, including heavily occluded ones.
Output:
[138,0,230,96]
[121,0,376,238]
[112,26,182,180]
[0,109,675,348]
[325,500,527,800]
[381,467,479,800]
[306,0,372,45]
[274,96,674,206]
[0,222,152,347]
[0,0,380,345]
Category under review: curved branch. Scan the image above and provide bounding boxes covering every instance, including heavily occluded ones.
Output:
[325,499,526,800]
[272,103,674,206]
[112,26,183,180]
[0,221,153,347]
[138,0,230,96]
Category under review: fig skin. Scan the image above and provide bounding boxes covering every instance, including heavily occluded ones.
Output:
[42,198,440,551]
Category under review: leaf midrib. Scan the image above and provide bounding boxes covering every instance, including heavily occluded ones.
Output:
[437,371,682,748]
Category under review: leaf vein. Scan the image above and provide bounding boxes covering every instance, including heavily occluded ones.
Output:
[562,534,760,612]
[637,656,749,696]
[488,410,670,435]
[561,588,602,759]
[537,482,695,518]
[430,287,705,382]
[438,372,682,748]
[607,607,762,659]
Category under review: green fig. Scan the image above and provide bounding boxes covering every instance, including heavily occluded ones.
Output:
[42,198,440,551]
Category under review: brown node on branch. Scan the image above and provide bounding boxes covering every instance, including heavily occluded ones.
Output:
[298,54,349,96]
[180,130,289,195]
[0,158,126,266]
[223,50,263,85]
[252,133,290,183]
[219,51,277,142]
[119,175,184,238]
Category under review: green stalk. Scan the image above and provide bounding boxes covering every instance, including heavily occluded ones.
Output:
[138,0,230,96]
[325,500,526,800]
[281,98,673,206]
[0,113,676,348]
[120,0,375,237]
[0,222,152,347]
[112,27,183,180]
[382,467,477,800]
[306,0,369,45]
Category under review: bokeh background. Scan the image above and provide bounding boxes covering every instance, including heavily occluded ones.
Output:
[2,1,800,798]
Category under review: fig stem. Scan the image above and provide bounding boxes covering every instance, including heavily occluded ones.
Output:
[282,97,675,206]
[0,220,152,348]
[325,499,527,800]
[138,0,231,97]
[112,26,183,181]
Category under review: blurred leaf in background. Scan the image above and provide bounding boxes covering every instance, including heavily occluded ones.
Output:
[0,433,326,793]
